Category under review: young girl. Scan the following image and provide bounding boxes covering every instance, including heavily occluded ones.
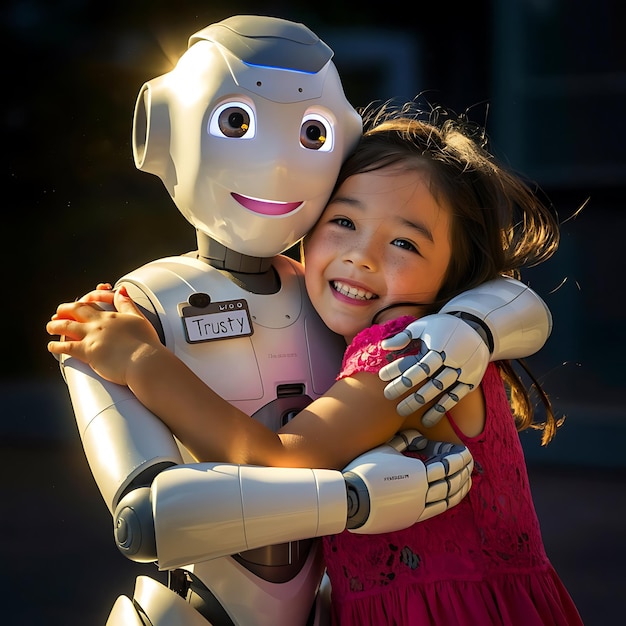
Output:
[47,103,583,625]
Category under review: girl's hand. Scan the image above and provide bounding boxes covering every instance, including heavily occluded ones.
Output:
[78,282,116,307]
[46,286,161,386]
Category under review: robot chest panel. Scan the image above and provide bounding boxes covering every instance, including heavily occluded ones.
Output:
[177,317,314,405]
[129,256,344,420]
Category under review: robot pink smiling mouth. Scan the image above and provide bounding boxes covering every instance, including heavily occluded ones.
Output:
[232,192,303,216]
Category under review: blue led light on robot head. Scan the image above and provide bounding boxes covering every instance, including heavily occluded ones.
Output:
[189,15,335,104]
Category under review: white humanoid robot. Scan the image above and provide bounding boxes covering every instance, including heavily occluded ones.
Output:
[56,16,552,626]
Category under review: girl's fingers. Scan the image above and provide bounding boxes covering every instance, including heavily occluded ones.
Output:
[46,318,85,341]
[80,289,116,305]
[46,337,90,366]
[113,286,144,318]
[54,300,108,321]
[47,338,76,356]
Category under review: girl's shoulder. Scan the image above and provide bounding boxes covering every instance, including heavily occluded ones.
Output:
[339,316,418,379]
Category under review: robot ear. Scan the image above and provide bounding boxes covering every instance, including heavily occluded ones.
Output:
[132,80,174,184]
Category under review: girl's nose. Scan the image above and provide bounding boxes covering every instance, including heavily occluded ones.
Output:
[343,243,377,271]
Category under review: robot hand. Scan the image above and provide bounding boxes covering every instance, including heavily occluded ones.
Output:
[343,430,473,534]
[379,276,552,427]
[378,314,489,427]
[406,434,474,521]
[115,431,473,569]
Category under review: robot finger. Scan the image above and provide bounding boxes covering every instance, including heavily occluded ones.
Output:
[379,353,421,383]
[418,349,445,377]
[395,391,427,417]
[381,346,442,388]
[416,439,459,457]
[421,403,447,428]
[379,328,414,352]
[387,429,423,452]
[446,464,473,498]
[423,459,448,484]
[382,359,429,401]
[420,382,472,428]
[424,446,473,483]
[419,499,449,522]
[418,474,471,522]
[446,475,472,509]
[409,368,460,425]
[424,478,451,504]
[431,366,461,392]
[440,447,474,477]
[394,375,444,417]
[405,433,428,452]
[424,463,472,505]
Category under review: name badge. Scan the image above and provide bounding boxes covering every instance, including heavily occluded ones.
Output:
[179,295,253,343]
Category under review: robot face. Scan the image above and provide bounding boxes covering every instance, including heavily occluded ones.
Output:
[133,17,362,257]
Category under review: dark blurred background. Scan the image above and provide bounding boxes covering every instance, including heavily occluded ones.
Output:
[2,1,625,624]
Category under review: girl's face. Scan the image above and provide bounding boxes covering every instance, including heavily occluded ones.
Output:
[305,165,452,343]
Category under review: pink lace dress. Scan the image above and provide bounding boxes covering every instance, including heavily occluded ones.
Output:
[323,317,583,626]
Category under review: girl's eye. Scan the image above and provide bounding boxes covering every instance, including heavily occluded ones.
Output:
[332,217,354,229]
[392,239,418,253]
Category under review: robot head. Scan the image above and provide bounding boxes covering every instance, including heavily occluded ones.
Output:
[132,15,362,258]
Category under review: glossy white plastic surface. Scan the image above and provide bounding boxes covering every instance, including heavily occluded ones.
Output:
[441,276,552,360]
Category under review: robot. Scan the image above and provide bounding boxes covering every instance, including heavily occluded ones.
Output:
[56,16,552,626]
[378,275,554,424]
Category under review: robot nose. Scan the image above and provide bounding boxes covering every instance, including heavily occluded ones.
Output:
[272,160,290,177]
[262,163,297,194]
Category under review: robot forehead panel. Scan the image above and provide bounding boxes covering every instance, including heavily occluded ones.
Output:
[219,50,333,104]
[186,15,347,104]
[189,15,334,76]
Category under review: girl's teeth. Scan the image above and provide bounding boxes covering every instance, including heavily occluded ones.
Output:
[333,281,375,301]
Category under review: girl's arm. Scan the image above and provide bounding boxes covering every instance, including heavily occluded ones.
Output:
[127,344,408,469]
[47,287,482,470]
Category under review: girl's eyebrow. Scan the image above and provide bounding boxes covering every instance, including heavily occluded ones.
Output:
[328,195,434,242]
[328,194,361,208]
[399,216,434,243]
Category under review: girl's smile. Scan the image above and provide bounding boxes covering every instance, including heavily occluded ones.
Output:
[330,279,378,304]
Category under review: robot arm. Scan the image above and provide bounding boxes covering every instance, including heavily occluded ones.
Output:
[62,334,473,570]
[379,276,552,425]
[60,355,183,516]
[115,430,472,570]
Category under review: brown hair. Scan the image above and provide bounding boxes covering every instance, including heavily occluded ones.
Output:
[334,101,562,444]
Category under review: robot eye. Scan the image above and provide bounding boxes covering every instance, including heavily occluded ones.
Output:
[208,101,256,139]
[300,113,333,152]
